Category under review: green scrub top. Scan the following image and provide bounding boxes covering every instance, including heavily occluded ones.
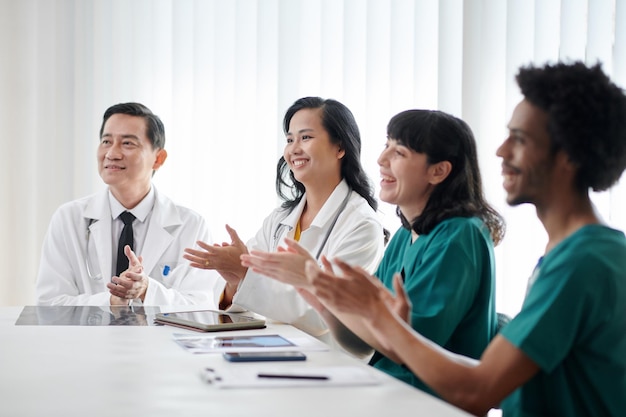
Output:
[370,217,497,394]
[500,225,626,417]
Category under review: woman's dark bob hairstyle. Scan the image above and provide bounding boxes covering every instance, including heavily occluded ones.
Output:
[388,109,504,245]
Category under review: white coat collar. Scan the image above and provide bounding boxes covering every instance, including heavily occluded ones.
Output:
[82,186,182,279]
[280,179,351,230]
[108,186,155,222]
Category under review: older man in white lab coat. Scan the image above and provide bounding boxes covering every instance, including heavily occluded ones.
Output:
[36,102,220,307]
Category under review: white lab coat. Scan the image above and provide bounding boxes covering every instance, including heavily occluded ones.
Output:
[36,187,221,306]
[227,180,385,340]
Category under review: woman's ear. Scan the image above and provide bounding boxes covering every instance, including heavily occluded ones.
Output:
[428,160,452,185]
[337,147,346,160]
[153,149,168,170]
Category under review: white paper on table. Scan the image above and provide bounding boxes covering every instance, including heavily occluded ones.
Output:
[200,366,382,389]
[172,333,330,354]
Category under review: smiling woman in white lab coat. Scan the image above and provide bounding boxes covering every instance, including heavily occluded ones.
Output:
[36,102,219,307]
[184,97,385,342]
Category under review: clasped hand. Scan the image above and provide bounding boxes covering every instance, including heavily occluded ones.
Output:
[107,245,148,305]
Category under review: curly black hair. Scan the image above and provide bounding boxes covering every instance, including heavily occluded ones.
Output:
[517,61,626,192]
[389,110,505,245]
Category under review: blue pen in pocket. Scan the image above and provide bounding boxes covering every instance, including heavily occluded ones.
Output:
[162,265,171,277]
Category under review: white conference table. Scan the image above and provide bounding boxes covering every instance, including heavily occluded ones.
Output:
[0,306,471,417]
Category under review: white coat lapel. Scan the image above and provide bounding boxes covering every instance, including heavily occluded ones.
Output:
[84,190,114,281]
[141,190,180,275]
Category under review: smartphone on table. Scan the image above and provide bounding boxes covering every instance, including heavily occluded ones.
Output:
[222,351,307,362]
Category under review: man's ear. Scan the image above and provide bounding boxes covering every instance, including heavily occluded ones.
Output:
[428,161,452,185]
[554,149,578,183]
[153,149,168,170]
[557,149,577,172]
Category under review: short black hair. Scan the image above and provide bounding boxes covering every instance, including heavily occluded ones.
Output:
[516,61,626,192]
[99,102,166,150]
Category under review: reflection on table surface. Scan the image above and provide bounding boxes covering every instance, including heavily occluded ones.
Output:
[14,305,161,326]
[1,306,472,417]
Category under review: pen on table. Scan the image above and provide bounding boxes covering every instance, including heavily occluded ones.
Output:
[257,373,329,381]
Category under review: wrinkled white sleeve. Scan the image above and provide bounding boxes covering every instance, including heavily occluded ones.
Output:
[233,202,384,338]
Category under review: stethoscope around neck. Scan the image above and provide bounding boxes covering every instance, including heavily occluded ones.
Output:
[272,188,351,260]
[85,218,103,280]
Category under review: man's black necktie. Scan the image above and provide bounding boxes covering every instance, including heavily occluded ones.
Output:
[116,211,136,276]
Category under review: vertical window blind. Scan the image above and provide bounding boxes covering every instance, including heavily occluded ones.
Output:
[0,0,623,312]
